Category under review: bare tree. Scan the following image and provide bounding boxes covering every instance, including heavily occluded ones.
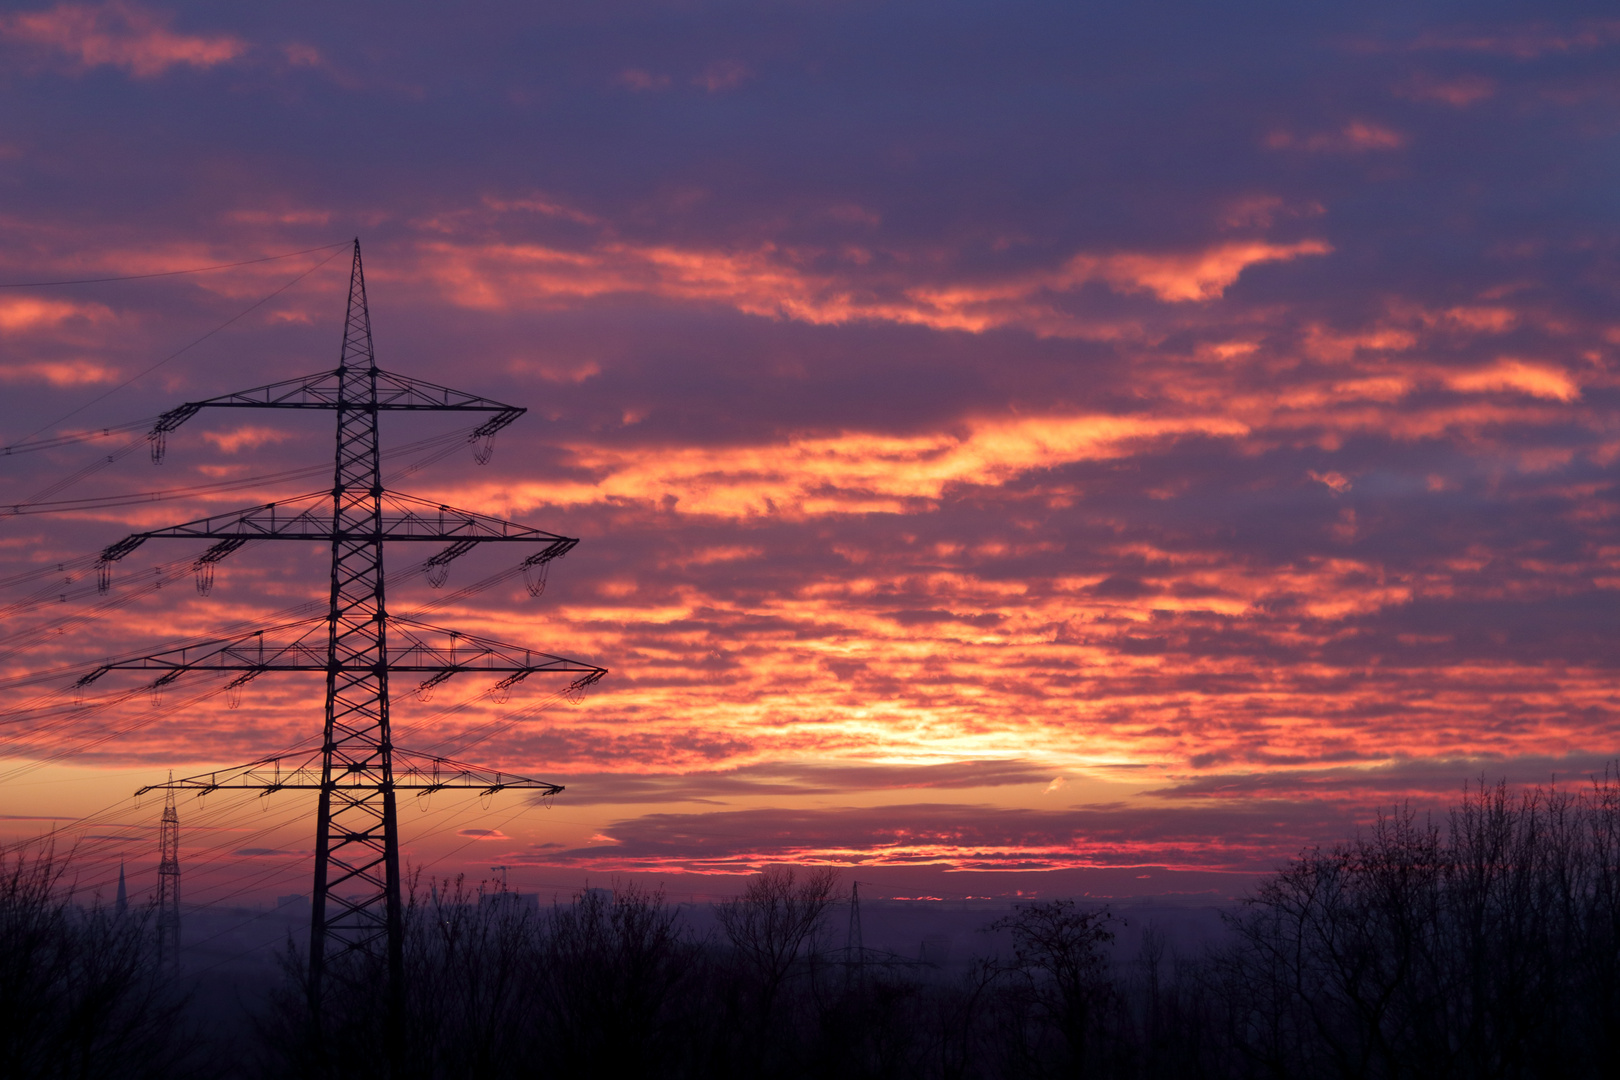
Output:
[535,881,695,1077]
[716,865,840,1016]
[408,874,541,1078]
[932,955,1001,1080]
[991,900,1117,1078]
[0,842,191,1080]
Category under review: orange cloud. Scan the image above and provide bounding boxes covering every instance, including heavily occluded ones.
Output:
[457,412,1251,519]
[1447,359,1579,401]
[199,425,293,454]
[0,0,246,77]
[0,296,112,331]
[414,236,1331,338]
[0,359,118,386]
[1307,470,1352,493]
[1059,240,1333,302]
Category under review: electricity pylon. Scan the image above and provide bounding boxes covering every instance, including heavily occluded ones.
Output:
[843,879,864,991]
[155,782,180,969]
[86,239,606,1017]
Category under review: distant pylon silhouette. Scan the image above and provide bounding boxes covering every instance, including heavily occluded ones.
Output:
[155,778,179,969]
[844,880,865,990]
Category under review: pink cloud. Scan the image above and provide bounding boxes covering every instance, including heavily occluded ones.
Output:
[618,68,670,92]
[522,801,1364,873]
[1400,74,1496,107]
[1409,21,1620,59]
[281,41,320,67]
[0,0,245,78]
[1307,470,1353,494]
[1266,121,1407,153]
[694,60,750,92]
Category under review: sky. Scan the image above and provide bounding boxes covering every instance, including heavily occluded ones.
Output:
[1,0,1619,906]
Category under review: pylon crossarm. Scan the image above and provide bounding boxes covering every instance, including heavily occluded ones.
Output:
[134,747,564,798]
[391,617,609,679]
[378,490,577,544]
[149,367,522,420]
[79,616,607,685]
[146,369,524,463]
[73,619,326,687]
[96,489,578,562]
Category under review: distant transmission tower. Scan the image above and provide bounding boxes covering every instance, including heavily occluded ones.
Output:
[843,879,866,991]
[846,879,864,956]
[78,239,606,1024]
[155,781,180,968]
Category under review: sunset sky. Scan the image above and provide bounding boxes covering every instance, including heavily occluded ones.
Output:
[2,0,1619,905]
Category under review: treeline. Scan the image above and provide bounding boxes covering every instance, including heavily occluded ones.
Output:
[7,776,1620,1078]
[0,845,189,1079]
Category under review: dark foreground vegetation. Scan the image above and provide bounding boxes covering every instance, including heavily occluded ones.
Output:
[7,777,1620,1079]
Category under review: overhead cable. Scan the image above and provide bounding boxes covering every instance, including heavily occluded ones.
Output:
[0,241,349,288]
[5,245,349,448]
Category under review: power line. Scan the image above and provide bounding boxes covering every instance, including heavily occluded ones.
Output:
[1,424,478,518]
[7,245,349,448]
[0,241,349,288]
[1,419,157,458]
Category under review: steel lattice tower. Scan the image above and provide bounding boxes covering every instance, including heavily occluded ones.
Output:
[843,879,864,990]
[311,253,403,989]
[83,240,606,1016]
[155,783,180,969]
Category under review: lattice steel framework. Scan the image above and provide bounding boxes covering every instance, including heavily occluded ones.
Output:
[155,784,180,969]
[93,240,605,1008]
